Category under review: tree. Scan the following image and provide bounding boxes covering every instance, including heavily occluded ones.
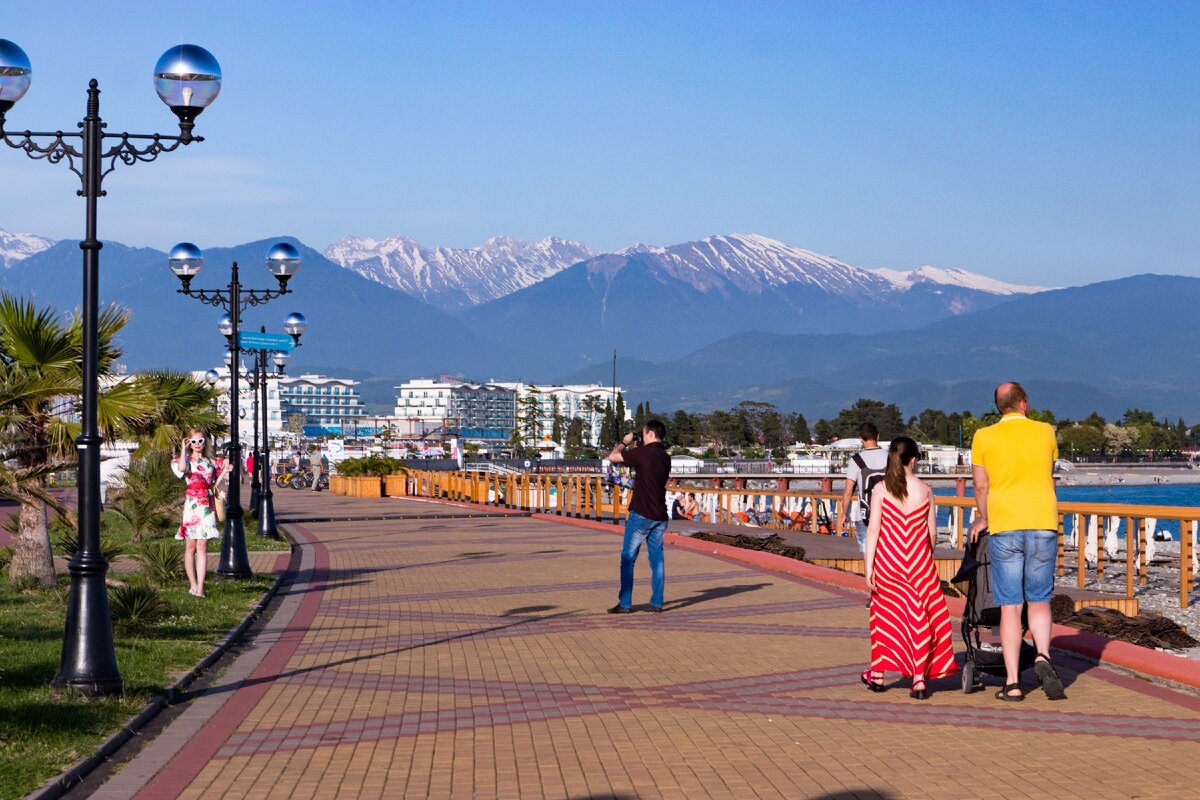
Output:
[1103,423,1139,457]
[614,392,627,435]
[1057,424,1104,459]
[550,395,564,443]
[1123,408,1156,426]
[813,418,835,444]
[120,369,226,454]
[668,409,701,447]
[599,401,617,447]
[518,387,542,445]
[0,294,154,586]
[564,417,586,458]
[287,413,307,434]
[788,413,811,445]
[104,450,181,541]
[831,398,905,441]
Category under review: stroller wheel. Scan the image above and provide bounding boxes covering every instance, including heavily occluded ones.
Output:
[962,661,976,694]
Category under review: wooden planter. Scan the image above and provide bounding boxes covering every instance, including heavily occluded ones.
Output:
[346,476,382,498]
[330,474,346,495]
[384,473,408,497]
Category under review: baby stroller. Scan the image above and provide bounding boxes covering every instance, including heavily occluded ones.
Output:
[954,531,1036,694]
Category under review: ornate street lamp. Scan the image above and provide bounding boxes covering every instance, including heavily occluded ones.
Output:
[240,318,303,539]
[168,243,300,576]
[1,39,220,698]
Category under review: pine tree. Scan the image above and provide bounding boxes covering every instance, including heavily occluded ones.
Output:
[615,392,627,435]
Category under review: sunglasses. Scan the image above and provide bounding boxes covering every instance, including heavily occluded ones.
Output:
[188,437,206,445]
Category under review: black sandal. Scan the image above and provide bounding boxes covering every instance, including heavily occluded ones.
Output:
[860,669,887,693]
[909,678,928,700]
[1034,653,1067,700]
[995,683,1025,702]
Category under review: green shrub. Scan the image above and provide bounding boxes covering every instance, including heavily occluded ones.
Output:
[110,584,170,635]
[133,539,185,586]
[336,456,408,477]
[52,517,127,564]
[0,546,12,571]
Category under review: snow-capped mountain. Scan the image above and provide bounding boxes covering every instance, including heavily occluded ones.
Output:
[621,233,897,297]
[324,234,594,311]
[0,228,55,268]
[872,265,1048,295]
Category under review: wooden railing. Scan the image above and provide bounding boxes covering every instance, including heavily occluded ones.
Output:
[406,470,1199,610]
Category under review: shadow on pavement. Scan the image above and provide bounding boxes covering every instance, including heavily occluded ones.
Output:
[179,609,582,703]
[662,582,772,611]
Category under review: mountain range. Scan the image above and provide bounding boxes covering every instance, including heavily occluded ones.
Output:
[3,226,1196,420]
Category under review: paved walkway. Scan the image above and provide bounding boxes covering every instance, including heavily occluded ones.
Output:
[90,492,1200,799]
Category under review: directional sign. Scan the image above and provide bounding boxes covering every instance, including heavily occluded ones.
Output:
[237,331,295,351]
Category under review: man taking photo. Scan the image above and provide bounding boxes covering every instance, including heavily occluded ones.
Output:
[606,419,671,613]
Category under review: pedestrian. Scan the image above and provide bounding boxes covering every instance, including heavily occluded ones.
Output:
[837,422,887,553]
[969,382,1067,702]
[606,419,672,613]
[682,492,701,521]
[244,450,254,486]
[171,429,229,598]
[862,437,957,699]
[312,449,326,491]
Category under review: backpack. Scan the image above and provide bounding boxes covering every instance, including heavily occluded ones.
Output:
[852,452,886,521]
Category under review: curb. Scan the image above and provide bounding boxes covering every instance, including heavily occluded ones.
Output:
[25,544,296,800]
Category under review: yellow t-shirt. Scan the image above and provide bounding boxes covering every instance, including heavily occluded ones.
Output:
[971,414,1058,533]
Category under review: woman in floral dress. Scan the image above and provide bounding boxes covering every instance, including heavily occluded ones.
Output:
[171,429,229,597]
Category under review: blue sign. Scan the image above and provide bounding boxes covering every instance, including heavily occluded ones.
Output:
[238,331,294,351]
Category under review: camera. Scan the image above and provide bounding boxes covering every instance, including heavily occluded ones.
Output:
[631,431,644,446]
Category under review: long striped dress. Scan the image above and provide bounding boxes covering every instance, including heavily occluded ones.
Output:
[869,497,958,679]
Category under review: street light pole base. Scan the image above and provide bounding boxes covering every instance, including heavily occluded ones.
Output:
[216,512,254,578]
[52,555,124,699]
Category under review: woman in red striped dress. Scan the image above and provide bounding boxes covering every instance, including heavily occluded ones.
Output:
[860,437,957,699]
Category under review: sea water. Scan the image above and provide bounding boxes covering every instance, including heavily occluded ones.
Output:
[933,484,1200,540]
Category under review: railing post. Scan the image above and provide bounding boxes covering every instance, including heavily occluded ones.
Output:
[1125,516,1135,600]
[1182,520,1193,609]
[1057,512,1066,577]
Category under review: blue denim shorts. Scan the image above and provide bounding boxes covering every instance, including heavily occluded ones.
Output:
[988,529,1058,606]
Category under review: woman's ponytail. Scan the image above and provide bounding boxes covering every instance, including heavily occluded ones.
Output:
[883,436,920,501]
[884,447,907,501]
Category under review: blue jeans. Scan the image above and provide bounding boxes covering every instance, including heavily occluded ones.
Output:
[855,521,868,554]
[618,511,667,609]
[988,529,1058,606]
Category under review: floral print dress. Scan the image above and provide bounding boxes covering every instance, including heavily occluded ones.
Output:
[172,456,225,540]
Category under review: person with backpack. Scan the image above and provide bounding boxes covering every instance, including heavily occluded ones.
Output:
[837,422,887,553]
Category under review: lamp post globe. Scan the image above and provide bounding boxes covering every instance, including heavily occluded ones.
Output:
[273,351,291,372]
[204,368,220,386]
[154,44,221,135]
[218,313,234,338]
[283,312,307,345]
[0,39,32,115]
[266,243,301,288]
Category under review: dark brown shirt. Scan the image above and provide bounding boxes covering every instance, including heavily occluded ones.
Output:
[622,441,671,521]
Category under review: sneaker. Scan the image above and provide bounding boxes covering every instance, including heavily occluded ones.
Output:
[607,605,634,614]
[647,606,664,613]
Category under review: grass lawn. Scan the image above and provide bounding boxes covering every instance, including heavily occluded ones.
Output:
[93,505,292,556]
[0,571,277,800]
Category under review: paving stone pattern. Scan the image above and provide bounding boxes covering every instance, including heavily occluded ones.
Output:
[103,494,1200,799]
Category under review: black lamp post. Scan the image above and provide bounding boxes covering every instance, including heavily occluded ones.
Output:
[248,344,262,517]
[0,39,221,698]
[241,318,304,538]
[169,243,301,577]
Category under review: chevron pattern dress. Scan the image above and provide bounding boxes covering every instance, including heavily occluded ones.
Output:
[869,498,958,680]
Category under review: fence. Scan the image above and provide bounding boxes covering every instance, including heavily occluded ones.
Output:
[406,469,1199,610]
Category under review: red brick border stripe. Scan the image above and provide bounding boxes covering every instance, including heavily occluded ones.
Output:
[132,523,329,800]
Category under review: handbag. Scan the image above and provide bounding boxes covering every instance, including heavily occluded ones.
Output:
[211,485,227,523]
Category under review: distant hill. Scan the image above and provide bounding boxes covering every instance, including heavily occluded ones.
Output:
[558,274,1200,420]
[469,233,1038,370]
[0,239,496,378]
[324,234,594,312]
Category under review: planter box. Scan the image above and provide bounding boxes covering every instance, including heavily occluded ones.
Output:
[330,475,346,495]
[347,476,382,498]
[384,473,408,497]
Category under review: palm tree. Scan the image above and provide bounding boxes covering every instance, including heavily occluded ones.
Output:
[104,450,182,541]
[0,293,154,586]
[120,369,226,454]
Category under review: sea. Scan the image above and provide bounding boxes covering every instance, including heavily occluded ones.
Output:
[932,484,1200,540]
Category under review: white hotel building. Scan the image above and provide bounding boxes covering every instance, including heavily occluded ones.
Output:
[200,371,365,437]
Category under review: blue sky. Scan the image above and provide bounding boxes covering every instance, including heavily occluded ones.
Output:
[2,1,1197,285]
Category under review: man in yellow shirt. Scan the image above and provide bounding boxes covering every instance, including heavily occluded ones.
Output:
[970,382,1067,702]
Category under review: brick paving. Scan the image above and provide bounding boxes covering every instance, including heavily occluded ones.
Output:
[93,492,1200,799]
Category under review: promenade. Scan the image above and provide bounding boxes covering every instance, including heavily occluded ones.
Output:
[84,492,1200,800]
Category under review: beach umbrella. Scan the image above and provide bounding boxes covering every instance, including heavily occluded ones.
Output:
[1085,515,1098,565]
[1144,518,1157,565]
[1104,516,1120,559]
